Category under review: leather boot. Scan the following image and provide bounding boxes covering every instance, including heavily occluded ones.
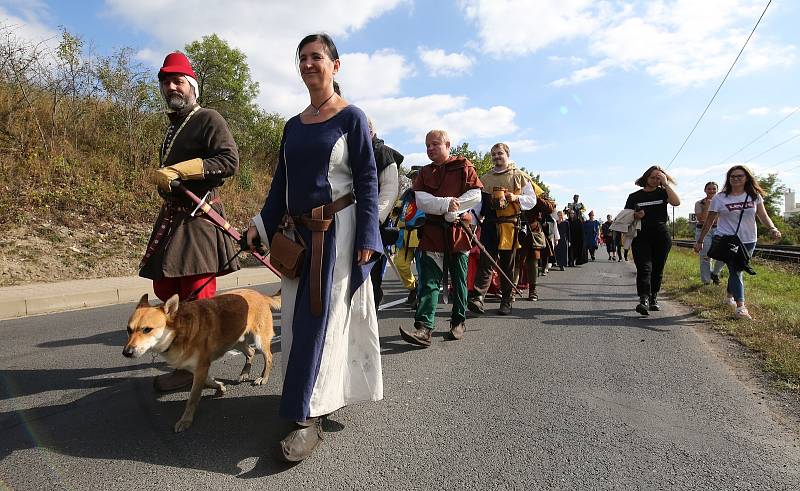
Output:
[635,296,650,316]
[649,294,660,311]
[279,417,324,462]
[447,321,466,340]
[498,300,512,316]
[153,369,193,392]
[467,294,485,315]
[399,322,432,347]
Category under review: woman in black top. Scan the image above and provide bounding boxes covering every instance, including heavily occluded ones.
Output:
[624,165,680,315]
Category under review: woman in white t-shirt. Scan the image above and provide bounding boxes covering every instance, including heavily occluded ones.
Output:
[693,165,781,319]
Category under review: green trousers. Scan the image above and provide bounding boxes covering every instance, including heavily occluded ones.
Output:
[415,252,469,329]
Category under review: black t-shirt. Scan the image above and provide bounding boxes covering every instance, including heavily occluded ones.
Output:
[625,188,669,230]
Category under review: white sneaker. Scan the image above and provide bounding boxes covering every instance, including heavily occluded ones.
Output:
[735,306,752,320]
[726,296,736,308]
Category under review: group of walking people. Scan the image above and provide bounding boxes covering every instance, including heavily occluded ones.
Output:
[136,32,784,464]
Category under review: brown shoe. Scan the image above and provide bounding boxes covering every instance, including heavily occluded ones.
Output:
[466,295,485,315]
[399,323,432,347]
[447,321,466,340]
[280,417,324,462]
[153,369,193,392]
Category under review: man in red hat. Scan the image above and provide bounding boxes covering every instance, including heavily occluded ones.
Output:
[140,51,241,391]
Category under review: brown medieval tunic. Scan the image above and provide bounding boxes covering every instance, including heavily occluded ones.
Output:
[139,105,240,281]
[414,156,483,253]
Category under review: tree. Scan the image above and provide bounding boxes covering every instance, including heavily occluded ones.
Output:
[450,141,551,197]
[184,34,259,128]
[757,173,787,218]
[450,142,492,175]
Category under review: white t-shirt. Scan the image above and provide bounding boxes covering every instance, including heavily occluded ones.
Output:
[709,192,763,243]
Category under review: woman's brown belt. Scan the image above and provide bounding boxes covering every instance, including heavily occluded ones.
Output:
[294,193,355,316]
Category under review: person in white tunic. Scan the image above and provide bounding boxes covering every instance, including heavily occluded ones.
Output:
[247,33,382,463]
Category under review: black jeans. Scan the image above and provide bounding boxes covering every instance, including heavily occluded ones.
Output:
[631,225,672,298]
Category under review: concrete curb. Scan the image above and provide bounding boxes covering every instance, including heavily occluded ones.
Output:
[0,268,280,321]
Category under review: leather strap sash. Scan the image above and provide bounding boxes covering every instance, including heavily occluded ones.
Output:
[295,193,355,316]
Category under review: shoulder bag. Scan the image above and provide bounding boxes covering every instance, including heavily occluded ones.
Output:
[707,195,755,275]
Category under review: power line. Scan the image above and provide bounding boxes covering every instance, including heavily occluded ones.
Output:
[714,106,800,166]
[665,0,772,169]
[742,133,800,163]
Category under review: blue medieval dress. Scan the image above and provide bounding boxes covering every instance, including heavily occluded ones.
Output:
[252,106,383,422]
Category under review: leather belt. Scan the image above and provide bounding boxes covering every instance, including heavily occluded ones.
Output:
[295,193,355,316]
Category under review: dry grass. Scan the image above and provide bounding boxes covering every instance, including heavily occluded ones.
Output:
[662,248,800,390]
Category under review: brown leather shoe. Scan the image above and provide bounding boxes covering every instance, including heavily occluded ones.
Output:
[399,323,432,347]
[280,417,324,462]
[153,369,193,392]
[466,295,485,315]
[447,321,465,340]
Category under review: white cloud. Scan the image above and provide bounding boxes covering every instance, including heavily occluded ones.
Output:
[403,152,430,167]
[550,59,613,87]
[460,0,602,56]
[461,0,796,88]
[104,0,409,115]
[418,47,474,76]
[504,139,541,153]
[781,106,800,114]
[356,94,517,145]
[338,49,412,99]
[0,3,60,49]
[548,55,586,65]
[747,107,770,116]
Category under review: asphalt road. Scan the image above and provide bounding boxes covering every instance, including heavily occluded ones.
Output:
[1,260,798,490]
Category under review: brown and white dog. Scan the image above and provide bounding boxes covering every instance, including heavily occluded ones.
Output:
[122,288,279,432]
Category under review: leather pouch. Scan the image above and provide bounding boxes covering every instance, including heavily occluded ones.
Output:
[270,228,306,279]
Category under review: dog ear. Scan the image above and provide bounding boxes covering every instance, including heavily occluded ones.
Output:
[163,294,180,317]
[137,294,150,307]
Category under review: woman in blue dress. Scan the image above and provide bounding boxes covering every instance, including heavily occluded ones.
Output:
[247,33,382,462]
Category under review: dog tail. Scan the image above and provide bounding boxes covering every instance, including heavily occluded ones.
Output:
[266,289,281,312]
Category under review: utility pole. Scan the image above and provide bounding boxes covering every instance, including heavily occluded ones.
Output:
[672,206,675,239]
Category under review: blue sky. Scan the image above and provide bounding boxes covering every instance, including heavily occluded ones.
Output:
[2,0,799,219]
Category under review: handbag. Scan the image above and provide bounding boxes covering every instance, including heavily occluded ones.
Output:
[707,195,755,275]
[530,227,547,250]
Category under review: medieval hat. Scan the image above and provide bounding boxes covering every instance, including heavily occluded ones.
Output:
[159,51,196,79]
[158,51,199,98]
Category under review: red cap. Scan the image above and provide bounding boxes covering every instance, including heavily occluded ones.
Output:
[158,51,196,80]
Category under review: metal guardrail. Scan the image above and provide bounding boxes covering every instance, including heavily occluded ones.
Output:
[673,239,800,263]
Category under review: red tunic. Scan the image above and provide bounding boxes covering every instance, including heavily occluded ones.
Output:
[413,156,483,253]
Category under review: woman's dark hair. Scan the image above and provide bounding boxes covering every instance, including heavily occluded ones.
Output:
[297,33,340,62]
[704,181,718,190]
[721,165,765,198]
[634,165,675,187]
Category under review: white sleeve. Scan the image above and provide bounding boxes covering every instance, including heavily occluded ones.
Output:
[553,221,560,241]
[444,188,482,222]
[377,163,399,223]
[415,191,452,215]
[517,181,537,210]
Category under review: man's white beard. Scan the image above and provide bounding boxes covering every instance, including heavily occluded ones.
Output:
[165,93,192,111]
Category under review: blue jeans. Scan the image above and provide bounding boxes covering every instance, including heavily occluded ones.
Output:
[695,227,724,283]
[726,241,756,302]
